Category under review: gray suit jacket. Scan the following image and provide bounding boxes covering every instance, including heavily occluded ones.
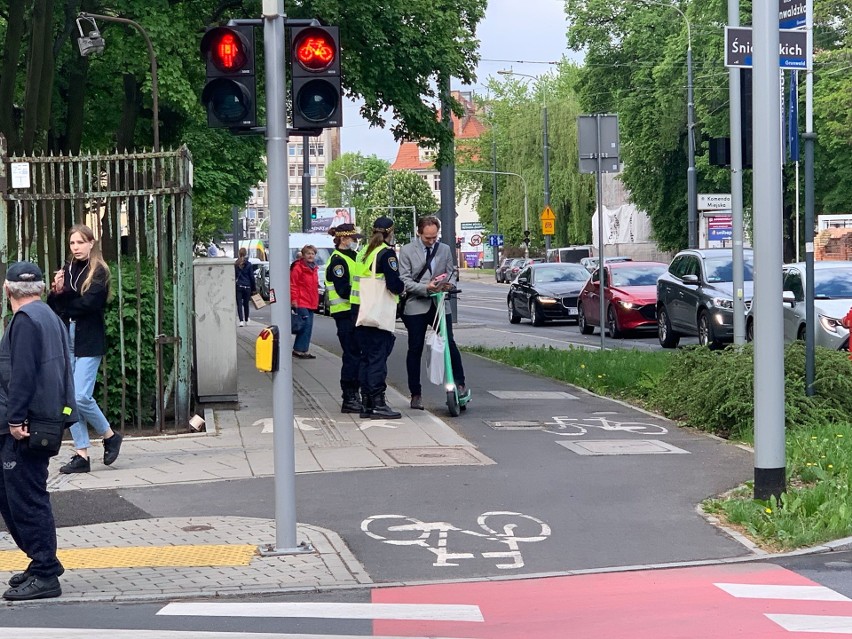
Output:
[399,238,454,316]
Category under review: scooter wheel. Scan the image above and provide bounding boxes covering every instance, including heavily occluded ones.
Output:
[447,390,461,417]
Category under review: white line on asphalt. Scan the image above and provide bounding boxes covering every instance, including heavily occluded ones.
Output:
[714,582,851,601]
[4,630,474,639]
[766,614,852,633]
[458,303,504,312]
[482,327,602,350]
[157,602,485,622]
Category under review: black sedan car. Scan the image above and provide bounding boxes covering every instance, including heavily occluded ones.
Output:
[508,262,590,326]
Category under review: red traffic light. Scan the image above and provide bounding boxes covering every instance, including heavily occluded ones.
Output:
[294,28,336,72]
[201,26,253,75]
[214,32,246,71]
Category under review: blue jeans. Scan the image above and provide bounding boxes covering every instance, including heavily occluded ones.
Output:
[292,307,314,353]
[68,323,111,450]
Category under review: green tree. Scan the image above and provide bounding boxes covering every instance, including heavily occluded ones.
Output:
[363,170,439,243]
[323,153,390,219]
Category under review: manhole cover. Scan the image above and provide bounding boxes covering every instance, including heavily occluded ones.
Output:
[488,391,578,400]
[556,439,690,456]
[484,420,544,430]
[386,447,482,465]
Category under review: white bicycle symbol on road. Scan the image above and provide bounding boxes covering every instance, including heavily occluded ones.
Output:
[361,511,551,570]
[545,415,668,437]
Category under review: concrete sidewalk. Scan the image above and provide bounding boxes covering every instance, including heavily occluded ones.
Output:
[0,325,492,603]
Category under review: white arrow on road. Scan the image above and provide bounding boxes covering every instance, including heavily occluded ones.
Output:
[252,417,322,433]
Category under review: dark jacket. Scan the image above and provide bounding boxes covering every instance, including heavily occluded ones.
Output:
[0,300,77,435]
[47,260,109,357]
[235,259,256,291]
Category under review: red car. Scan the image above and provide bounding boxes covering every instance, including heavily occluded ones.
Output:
[577,261,668,338]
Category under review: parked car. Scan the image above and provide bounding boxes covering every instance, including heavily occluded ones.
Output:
[495,258,515,283]
[746,261,852,349]
[577,261,668,338]
[579,256,633,273]
[507,262,590,326]
[656,248,754,349]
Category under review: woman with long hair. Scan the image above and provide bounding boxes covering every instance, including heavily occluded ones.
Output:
[234,247,256,326]
[290,244,319,359]
[47,224,123,474]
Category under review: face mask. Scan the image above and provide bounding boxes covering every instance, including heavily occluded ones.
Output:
[350,241,361,252]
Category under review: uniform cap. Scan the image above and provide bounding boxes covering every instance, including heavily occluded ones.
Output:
[334,223,362,239]
[6,261,44,282]
[372,216,394,232]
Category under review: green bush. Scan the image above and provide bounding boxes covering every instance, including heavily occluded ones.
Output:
[98,260,174,428]
[649,342,852,440]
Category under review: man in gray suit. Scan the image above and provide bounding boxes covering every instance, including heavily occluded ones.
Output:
[399,216,468,410]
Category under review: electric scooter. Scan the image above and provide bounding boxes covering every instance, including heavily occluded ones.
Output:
[429,269,471,416]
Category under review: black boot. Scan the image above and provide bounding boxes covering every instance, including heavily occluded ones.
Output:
[359,392,373,419]
[341,388,363,414]
[371,393,401,420]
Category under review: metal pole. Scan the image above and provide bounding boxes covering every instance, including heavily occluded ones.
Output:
[543,104,551,253]
[232,206,240,254]
[804,0,816,395]
[491,130,499,268]
[752,0,786,501]
[687,45,697,249]
[596,114,606,351]
[729,0,745,344]
[260,0,301,553]
[523,187,529,260]
[301,138,311,232]
[439,74,458,314]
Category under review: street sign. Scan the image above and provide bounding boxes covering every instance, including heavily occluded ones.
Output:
[489,234,504,247]
[540,205,556,221]
[724,27,809,70]
[578,114,620,174]
[461,222,485,231]
[779,0,806,29]
[698,193,733,211]
[541,219,555,236]
[469,234,482,246]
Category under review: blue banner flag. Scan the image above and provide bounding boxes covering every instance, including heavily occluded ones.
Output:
[788,70,799,162]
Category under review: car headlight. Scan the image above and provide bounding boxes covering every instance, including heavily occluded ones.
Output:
[617,300,634,309]
[819,314,844,334]
[538,296,558,304]
[712,297,734,310]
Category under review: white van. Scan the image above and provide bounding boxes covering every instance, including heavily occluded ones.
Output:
[254,233,337,311]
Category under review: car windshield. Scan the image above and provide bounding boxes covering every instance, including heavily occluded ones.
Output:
[610,265,667,287]
[814,268,852,299]
[290,247,333,267]
[703,255,754,283]
[535,265,589,283]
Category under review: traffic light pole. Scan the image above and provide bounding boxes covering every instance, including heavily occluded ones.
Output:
[301,138,311,232]
[258,0,310,556]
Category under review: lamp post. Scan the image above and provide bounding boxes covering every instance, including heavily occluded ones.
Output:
[643,1,696,248]
[334,171,365,209]
[498,70,550,252]
[458,169,529,258]
[77,13,159,152]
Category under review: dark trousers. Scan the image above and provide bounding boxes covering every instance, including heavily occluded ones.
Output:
[333,311,361,392]
[0,435,62,578]
[236,286,251,321]
[402,306,465,396]
[356,326,395,396]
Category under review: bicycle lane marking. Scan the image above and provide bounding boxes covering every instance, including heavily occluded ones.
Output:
[360,512,551,570]
[544,415,670,437]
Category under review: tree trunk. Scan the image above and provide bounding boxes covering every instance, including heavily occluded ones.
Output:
[22,0,54,153]
[116,73,140,151]
[0,0,28,153]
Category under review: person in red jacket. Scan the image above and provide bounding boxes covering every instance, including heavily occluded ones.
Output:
[290,244,319,359]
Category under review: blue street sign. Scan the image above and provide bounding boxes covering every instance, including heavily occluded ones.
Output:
[488,234,504,247]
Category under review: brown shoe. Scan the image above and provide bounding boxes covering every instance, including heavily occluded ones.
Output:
[410,395,424,410]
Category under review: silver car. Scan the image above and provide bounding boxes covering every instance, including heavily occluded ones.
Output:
[747,261,852,350]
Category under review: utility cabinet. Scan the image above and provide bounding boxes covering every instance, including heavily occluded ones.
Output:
[193,258,238,402]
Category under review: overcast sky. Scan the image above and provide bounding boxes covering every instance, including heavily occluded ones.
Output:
[340,0,578,162]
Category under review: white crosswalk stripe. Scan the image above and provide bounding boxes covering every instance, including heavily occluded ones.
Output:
[714,582,852,602]
[767,614,852,634]
[158,601,485,622]
[4,630,473,639]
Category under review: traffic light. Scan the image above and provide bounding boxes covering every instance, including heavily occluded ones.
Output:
[523,229,531,246]
[456,237,463,248]
[200,25,256,128]
[289,26,342,129]
[311,207,317,220]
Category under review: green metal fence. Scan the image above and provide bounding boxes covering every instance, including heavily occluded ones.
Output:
[0,135,194,432]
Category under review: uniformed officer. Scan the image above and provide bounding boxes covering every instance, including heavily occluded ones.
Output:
[355,217,405,419]
[325,224,364,413]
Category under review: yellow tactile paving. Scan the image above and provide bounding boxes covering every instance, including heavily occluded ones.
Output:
[0,544,258,571]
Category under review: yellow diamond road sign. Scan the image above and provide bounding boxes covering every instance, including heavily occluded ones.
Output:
[540,206,556,235]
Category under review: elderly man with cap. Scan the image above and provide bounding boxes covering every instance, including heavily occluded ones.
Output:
[0,261,76,600]
[325,223,365,413]
[355,216,405,419]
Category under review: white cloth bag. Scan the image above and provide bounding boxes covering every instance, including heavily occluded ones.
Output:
[426,296,446,385]
[356,250,398,332]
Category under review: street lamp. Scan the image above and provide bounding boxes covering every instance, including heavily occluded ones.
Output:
[498,70,551,252]
[334,170,365,208]
[643,1,696,248]
[457,169,529,258]
[76,13,160,152]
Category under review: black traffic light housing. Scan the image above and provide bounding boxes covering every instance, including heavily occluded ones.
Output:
[523,229,531,246]
[200,25,257,128]
[311,207,317,220]
[289,26,342,129]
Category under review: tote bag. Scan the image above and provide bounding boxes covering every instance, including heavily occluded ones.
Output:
[426,296,446,385]
[356,250,398,332]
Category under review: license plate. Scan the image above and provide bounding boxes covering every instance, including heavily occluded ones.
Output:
[567,307,578,316]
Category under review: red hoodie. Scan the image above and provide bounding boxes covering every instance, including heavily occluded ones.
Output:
[290,259,319,308]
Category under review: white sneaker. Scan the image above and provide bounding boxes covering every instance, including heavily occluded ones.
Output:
[245,319,251,325]
[239,321,244,327]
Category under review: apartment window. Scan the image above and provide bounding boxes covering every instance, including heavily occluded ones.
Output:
[311,186,318,199]
[289,165,297,177]
[289,186,298,199]
[310,143,325,157]
[309,164,317,177]
[288,146,296,156]
[433,174,441,191]
[318,164,325,177]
